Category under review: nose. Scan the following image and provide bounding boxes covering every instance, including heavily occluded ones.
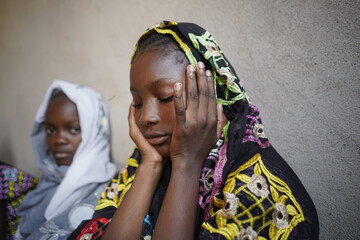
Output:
[139,101,160,127]
[55,131,68,145]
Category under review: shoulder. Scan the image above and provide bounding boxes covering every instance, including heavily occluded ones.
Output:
[199,147,319,239]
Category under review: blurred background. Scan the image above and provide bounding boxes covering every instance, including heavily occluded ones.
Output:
[0,0,359,239]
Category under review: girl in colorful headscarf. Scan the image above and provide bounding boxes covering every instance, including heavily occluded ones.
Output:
[70,21,319,240]
[14,80,117,240]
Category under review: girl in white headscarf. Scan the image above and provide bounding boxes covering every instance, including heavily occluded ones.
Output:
[15,80,117,240]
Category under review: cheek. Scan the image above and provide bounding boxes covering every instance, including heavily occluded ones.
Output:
[46,136,52,147]
[71,136,82,151]
[134,109,141,127]
[160,104,176,129]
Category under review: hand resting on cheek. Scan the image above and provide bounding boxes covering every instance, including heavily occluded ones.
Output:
[71,21,318,240]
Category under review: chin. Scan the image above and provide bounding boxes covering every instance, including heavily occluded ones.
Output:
[56,159,73,166]
[155,145,171,161]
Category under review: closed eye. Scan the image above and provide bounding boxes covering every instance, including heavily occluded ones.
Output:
[159,96,173,103]
[132,102,142,108]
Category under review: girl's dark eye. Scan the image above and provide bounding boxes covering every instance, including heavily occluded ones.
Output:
[46,127,55,135]
[70,127,81,134]
[159,96,174,103]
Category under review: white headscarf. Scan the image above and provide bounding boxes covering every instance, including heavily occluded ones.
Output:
[18,80,117,222]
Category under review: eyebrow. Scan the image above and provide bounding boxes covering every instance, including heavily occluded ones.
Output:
[130,78,176,92]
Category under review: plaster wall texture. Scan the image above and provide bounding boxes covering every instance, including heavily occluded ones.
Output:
[0,0,359,239]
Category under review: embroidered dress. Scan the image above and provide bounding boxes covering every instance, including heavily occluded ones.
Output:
[15,80,117,240]
[0,163,37,240]
[70,21,318,240]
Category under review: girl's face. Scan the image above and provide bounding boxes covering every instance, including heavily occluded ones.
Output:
[44,94,82,166]
[130,50,186,159]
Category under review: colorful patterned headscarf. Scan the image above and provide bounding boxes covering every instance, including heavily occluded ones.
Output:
[132,21,270,163]
[70,21,318,240]
[131,21,318,239]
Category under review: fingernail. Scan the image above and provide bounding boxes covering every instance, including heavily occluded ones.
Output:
[198,61,204,69]
[188,64,195,72]
[206,70,212,77]
[175,82,182,91]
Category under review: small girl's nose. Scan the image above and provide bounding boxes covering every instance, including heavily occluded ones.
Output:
[139,102,160,127]
[55,132,68,144]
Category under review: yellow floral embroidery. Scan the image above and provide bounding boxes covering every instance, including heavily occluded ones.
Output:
[202,153,305,240]
[204,169,215,191]
[237,226,257,240]
[205,41,221,57]
[247,174,270,198]
[253,123,267,139]
[217,67,236,88]
[188,30,246,106]
[96,157,137,210]
[218,192,239,219]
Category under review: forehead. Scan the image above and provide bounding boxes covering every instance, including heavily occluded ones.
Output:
[130,50,187,90]
[45,94,79,119]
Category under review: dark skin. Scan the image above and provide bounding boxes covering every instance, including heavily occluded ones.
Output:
[44,94,82,166]
[101,49,226,240]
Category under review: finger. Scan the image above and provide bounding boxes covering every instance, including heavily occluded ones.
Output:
[207,69,217,124]
[185,64,198,113]
[173,82,186,127]
[128,103,151,150]
[197,62,209,127]
[128,103,137,136]
[216,103,227,139]
[128,103,141,142]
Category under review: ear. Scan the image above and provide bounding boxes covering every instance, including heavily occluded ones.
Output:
[216,103,227,139]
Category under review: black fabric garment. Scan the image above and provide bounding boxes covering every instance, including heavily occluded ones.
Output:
[69,21,318,240]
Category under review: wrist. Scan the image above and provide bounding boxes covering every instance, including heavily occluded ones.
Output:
[138,161,163,175]
[133,162,163,192]
[171,157,203,176]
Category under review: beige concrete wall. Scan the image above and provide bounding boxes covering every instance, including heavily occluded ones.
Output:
[0,0,359,238]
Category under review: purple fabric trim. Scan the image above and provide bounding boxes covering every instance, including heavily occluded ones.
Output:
[202,142,228,222]
[242,104,270,149]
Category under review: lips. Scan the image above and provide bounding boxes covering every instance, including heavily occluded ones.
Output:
[143,133,170,145]
[52,151,72,159]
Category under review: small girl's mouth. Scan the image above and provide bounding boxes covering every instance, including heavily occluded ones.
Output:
[53,152,71,159]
